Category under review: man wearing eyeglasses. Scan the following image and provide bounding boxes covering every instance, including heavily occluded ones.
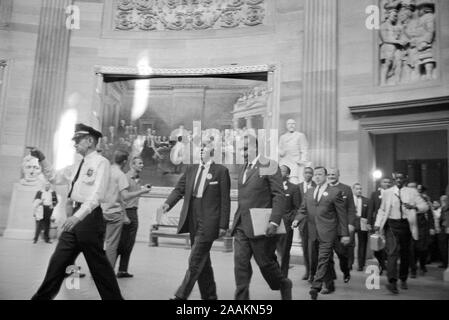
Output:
[30,123,123,300]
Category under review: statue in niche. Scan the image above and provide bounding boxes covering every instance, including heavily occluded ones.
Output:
[20,155,43,186]
[278,119,310,185]
[415,1,436,80]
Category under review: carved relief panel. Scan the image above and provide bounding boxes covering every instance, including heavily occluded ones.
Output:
[113,0,266,31]
[379,0,438,86]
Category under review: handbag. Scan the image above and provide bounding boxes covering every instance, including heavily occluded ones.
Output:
[369,233,386,251]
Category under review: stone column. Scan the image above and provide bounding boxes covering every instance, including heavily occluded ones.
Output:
[0,0,13,29]
[246,116,253,129]
[301,0,338,168]
[24,0,72,162]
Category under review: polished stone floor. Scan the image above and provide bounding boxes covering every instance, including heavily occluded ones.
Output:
[0,238,448,300]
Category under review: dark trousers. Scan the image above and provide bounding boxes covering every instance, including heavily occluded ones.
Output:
[385,219,411,283]
[175,198,217,300]
[333,233,353,277]
[34,206,52,242]
[234,227,285,300]
[310,237,336,291]
[438,233,448,267]
[276,223,294,277]
[31,207,123,300]
[410,239,428,273]
[373,249,387,269]
[356,230,368,269]
[300,224,310,278]
[117,208,139,272]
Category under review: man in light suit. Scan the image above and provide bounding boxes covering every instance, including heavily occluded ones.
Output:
[298,167,316,281]
[352,183,369,271]
[367,177,392,274]
[374,172,429,294]
[293,166,350,300]
[230,134,291,300]
[160,141,231,300]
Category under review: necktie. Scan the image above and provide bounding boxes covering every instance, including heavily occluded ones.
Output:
[193,165,205,197]
[314,185,321,202]
[398,188,403,219]
[243,163,252,184]
[68,158,84,199]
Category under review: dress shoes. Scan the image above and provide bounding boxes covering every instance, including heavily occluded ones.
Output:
[280,278,292,300]
[400,281,408,290]
[321,282,335,295]
[438,264,447,269]
[343,273,351,283]
[386,282,399,294]
[410,272,417,279]
[309,289,319,300]
[117,271,134,278]
[302,274,310,281]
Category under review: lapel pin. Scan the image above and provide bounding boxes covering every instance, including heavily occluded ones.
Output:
[206,173,212,180]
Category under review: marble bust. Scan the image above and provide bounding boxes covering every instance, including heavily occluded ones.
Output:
[20,155,43,186]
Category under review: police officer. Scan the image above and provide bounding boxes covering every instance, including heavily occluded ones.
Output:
[30,123,123,300]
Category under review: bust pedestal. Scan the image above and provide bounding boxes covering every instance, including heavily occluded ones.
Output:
[3,183,40,239]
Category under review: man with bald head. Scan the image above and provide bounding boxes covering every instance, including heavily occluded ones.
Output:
[279,119,309,185]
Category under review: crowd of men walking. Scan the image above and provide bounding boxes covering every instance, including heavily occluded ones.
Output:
[28,123,449,300]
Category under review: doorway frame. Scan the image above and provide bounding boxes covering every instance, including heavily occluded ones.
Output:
[358,110,449,195]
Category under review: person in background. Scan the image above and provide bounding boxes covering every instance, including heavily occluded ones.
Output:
[33,182,58,244]
[408,183,434,278]
[374,172,429,295]
[297,167,315,281]
[430,200,442,264]
[116,156,150,278]
[327,168,356,283]
[276,165,302,277]
[352,183,369,271]
[367,177,392,274]
[102,150,151,269]
[438,195,449,269]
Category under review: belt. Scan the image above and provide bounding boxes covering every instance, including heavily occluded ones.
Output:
[192,196,202,200]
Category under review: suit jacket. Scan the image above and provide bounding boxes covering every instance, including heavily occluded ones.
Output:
[354,196,369,231]
[330,183,356,227]
[283,181,302,226]
[296,185,349,243]
[367,189,383,227]
[298,181,316,198]
[374,186,429,240]
[165,163,231,242]
[230,159,286,239]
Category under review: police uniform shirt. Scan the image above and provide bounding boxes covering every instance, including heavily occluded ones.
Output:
[41,151,110,221]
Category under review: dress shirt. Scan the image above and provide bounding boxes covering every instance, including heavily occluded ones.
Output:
[354,195,362,217]
[313,183,328,202]
[193,160,212,198]
[389,186,405,220]
[303,181,313,194]
[242,155,260,184]
[41,190,53,206]
[40,150,110,221]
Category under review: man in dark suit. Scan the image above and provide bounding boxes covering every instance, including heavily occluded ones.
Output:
[352,183,369,271]
[293,166,349,300]
[298,167,316,281]
[230,134,291,300]
[276,165,302,277]
[327,168,356,284]
[161,141,231,300]
[367,177,392,274]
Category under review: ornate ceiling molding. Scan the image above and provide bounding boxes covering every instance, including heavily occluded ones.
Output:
[113,0,266,32]
[95,64,275,76]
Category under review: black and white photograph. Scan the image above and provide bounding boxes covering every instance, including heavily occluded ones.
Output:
[0,0,448,303]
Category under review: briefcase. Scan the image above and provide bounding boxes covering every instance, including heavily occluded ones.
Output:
[249,208,286,237]
[369,233,386,251]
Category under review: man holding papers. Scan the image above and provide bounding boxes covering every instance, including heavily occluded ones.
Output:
[230,134,291,300]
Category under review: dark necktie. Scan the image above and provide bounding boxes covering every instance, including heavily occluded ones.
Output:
[398,188,403,219]
[314,185,321,202]
[243,163,252,183]
[193,165,205,197]
[68,158,84,199]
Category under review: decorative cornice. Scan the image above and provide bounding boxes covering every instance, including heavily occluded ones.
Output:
[95,64,275,76]
[349,96,449,118]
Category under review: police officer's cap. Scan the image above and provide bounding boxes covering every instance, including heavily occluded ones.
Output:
[72,123,103,140]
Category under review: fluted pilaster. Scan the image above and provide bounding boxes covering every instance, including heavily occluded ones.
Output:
[25,0,72,162]
[301,0,338,168]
